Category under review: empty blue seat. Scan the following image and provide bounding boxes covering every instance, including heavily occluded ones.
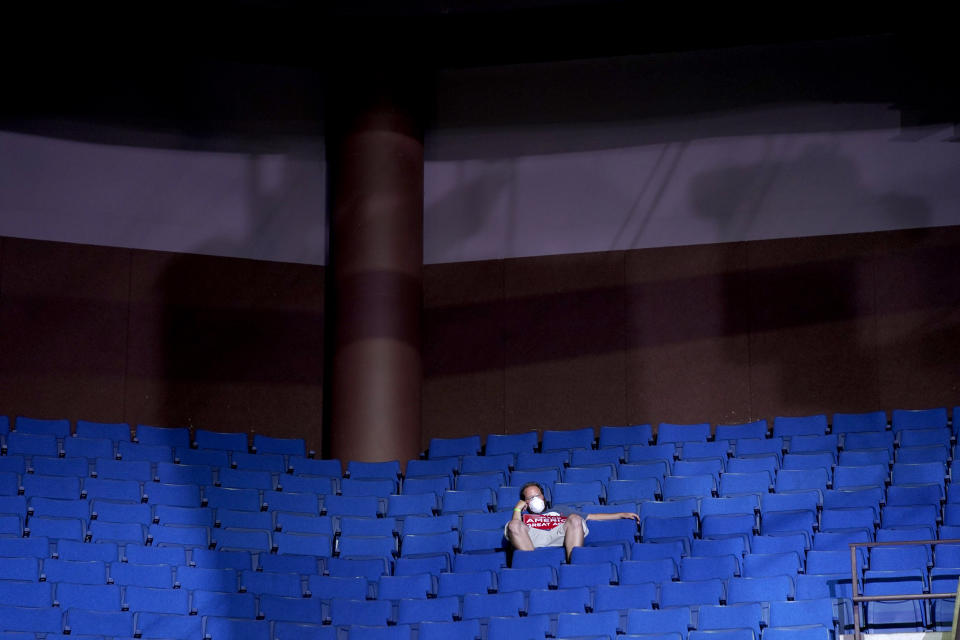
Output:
[192,590,256,618]
[274,531,332,557]
[698,602,763,637]
[782,452,834,472]
[0,581,52,607]
[461,591,526,619]
[527,586,591,615]
[563,464,615,484]
[552,480,604,505]
[148,523,209,548]
[896,444,949,464]
[259,594,325,625]
[116,441,172,463]
[680,441,730,461]
[400,530,458,563]
[657,422,711,444]
[205,617,270,640]
[837,448,889,467]
[769,596,837,635]
[240,570,302,597]
[459,454,511,476]
[642,515,697,550]
[252,433,306,457]
[750,534,805,565]
[229,449,284,472]
[498,566,555,592]
[660,579,724,608]
[265,491,321,516]
[594,581,658,611]
[135,425,190,448]
[742,552,801,578]
[663,474,715,500]
[460,527,507,554]
[626,608,691,639]
[63,610,133,637]
[288,457,342,477]
[43,558,106,584]
[627,443,677,466]
[715,420,768,441]
[773,415,827,439]
[63,437,114,460]
[599,424,653,448]
[6,432,59,457]
[110,562,173,588]
[417,619,481,640]
[891,407,947,432]
[618,461,668,483]
[719,472,771,497]
[136,613,203,639]
[734,438,784,463]
[621,557,677,584]
[438,570,497,597]
[485,432,538,456]
[84,477,141,502]
[542,427,595,451]
[832,411,887,434]
[680,555,739,581]
[557,562,616,588]
[15,416,70,437]
[775,468,829,494]
[674,458,724,478]
[898,427,951,448]
[144,483,201,507]
[124,585,188,615]
[727,575,794,603]
[788,434,838,455]
[842,430,894,455]
[323,494,381,518]
[456,471,506,492]
[761,627,830,640]
[428,435,482,458]
[441,489,494,513]
[556,610,621,640]
[487,614,550,640]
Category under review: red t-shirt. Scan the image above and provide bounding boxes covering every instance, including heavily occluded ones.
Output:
[522,513,567,530]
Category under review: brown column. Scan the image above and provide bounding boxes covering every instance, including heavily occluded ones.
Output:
[325,63,424,467]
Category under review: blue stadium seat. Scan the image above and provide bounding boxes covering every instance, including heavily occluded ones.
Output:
[715,420,768,441]
[110,562,173,588]
[63,610,132,637]
[680,554,739,581]
[259,594,326,625]
[230,451,287,473]
[240,569,302,597]
[734,437,784,464]
[832,411,886,434]
[396,597,460,624]
[662,474,715,500]
[625,607,692,639]
[205,617,270,640]
[660,579,724,608]
[621,557,677,584]
[175,566,238,592]
[116,441,172,464]
[135,425,190,448]
[459,454,510,476]
[698,602,763,637]
[594,581,658,611]
[252,433,306,457]
[541,427,595,451]
[124,585,188,615]
[417,619,481,640]
[63,437,113,460]
[891,407,947,432]
[772,415,827,439]
[556,610,621,640]
[742,552,801,578]
[487,614,550,640]
[599,424,653,448]
[143,483,201,508]
[657,422,711,444]
[727,575,794,603]
[438,570,496,597]
[192,590,257,618]
[485,432,538,456]
[441,489,494,514]
[557,562,616,588]
[837,448,889,467]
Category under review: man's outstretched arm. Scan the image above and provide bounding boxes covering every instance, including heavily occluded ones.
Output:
[585,512,640,522]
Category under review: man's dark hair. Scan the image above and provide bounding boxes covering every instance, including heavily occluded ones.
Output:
[519,482,544,499]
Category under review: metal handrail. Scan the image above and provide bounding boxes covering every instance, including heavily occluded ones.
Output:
[850,538,960,640]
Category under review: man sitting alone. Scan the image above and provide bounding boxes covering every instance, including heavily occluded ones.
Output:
[505,481,640,561]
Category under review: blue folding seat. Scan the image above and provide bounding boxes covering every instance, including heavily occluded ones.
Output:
[511,547,565,571]
[385,493,437,519]
[143,483,201,507]
[28,497,89,520]
[510,466,561,486]
[401,530,459,564]
[401,475,451,496]
[719,472,771,497]
[899,427,951,449]
[892,407,947,432]
[0,580,53,607]
[0,454,26,475]
[33,456,89,478]
[171,447,227,469]
[216,507,272,530]
[461,528,508,554]
[842,430,894,456]
[26,516,87,540]
[218,467,274,490]
[56,539,115,564]
[773,415,827,440]
[0,535,50,559]
[323,495,383,518]
[775,469,829,494]
[84,477,141,502]
[761,510,817,544]
[288,456,342,478]
[193,429,247,452]
[329,597,393,627]
[251,433,305,457]
[24,475,80,500]
[750,534,805,566]
[761,490,819,515]
[660,579,724,608]
[485,431,538,456]
[440,489,494,514]
[882,504,938,531]
[428,434,482,458]
[123,585,188,614]
[571,544,625,565]
[463,591,529,618]
[74,420,130,442]
[0,556,38,581]
[147,523,209,548]
[769,597,837,636]
[762,627,830,640]
[259,553,321,575]
[557,610,621,640]
[348,459,401,485]
[891,461,946,491]
[0,513,22,538]
[63,610,133,637]
[116,441,172,464]
[274,531,332,557]
[0,605,60,633]
[552,480,604,506]
[43,558,106,584]
[625,608,692,639]
[690,630,755,640]
[674,459,724,479]
[618,462,668,485]
[822,487,882,519]
[931,565,960,629]
[0,472,19,498]
[135,425,189,448]
[820,507,876,537]
[156,461,212,486]
[280,474,337,495]
[782,452,834,473]
[6,432,59,457]
[521,587,591,619]
[557,562,616,588]
[837,448,889,467]
[701,513,756,541]
[394,554,450,576]
[175,566,238,592]
[788,434,838,456]
[213,528,271,553]
[606,478,658,505]
[716,420,768,441]
[794,573,856,630]
[863,572,927,631]
[680,555,739,581]
[642,515,697,550]
[658,422,711,444]
[259,594,326,625]
[109,562,173,588]
[460,511,510,532]
[192,549,253,572]
[599,424,653,448]
[459,453,511,476]
[870,545,929,586]
[417,619,481,640]
[236,451,290,473]
[630,540,684,564]
[16,416,70,437]
[727,575,794,603]
[662,474,715,500]
[563,464,615,484]
[455,471,506,492]
[627,443,677,467]
[132,612,200,639]
[698,602,763,637]
[497,565,554,592]
[395,597,460,625]
[594,581,658,611]
[307,575,367,601]
[239,569,301,597]
[742,552,801,578]
[205,617,270,640]
[833,410,887,434]
[438,569,496,597]
[896,444,949,464]
[680,441,730,462]
[542,427,595,452]
[92,460,147,487]
[621,557,677,584]
[400,513,458,536]
[813,530,871,557]
[572,447,625,468]
[337,536,395,573]
[192,590,257,618]
[487,614,551,640]
[89,520,146,544]
[124,543,186,565]
[725,459,778,485]
[691,537,747,570]
[734,437,784,464]
[341,516,395,539]
[63,437,114,460]
[154,504,214,527]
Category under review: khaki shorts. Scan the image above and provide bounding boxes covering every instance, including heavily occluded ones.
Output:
[505,517,589,548]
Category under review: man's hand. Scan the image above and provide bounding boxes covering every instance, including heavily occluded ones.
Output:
[512,498,527,521]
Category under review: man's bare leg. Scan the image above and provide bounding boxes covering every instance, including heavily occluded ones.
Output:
[563,514,585,562]
[506,519,535,552]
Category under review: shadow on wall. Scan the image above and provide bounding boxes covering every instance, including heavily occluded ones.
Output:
[154,154,325,450]
[689,143,932,413]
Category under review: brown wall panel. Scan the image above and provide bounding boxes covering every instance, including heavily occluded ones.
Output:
[125,250,325,451]
[746,233,881,419]
[503,251,627,433]
[423,260,505,449]
[0,238,130,423]
[625,242,752,427]
[875,226,960,409]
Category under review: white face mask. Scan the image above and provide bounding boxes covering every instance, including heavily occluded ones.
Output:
[527,496,546,514]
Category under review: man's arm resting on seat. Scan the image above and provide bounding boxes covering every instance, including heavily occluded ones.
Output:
[584,512,640,522]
